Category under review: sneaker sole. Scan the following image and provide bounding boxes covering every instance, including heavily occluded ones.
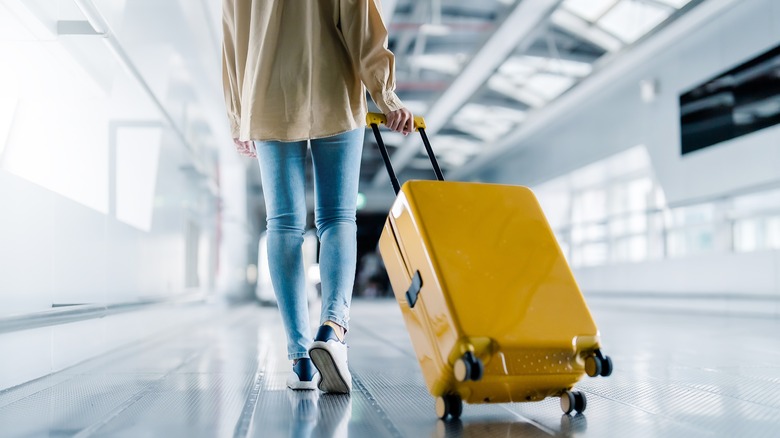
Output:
[309,347,350,394]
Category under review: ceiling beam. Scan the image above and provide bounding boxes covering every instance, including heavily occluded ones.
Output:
[372,0,563,187]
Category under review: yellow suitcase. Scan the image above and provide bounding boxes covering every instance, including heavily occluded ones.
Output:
[367,113,613,420]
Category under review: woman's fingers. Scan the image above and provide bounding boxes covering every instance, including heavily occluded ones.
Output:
[387,112,399,131]
[233,138,257,158]
[386,108,414,134]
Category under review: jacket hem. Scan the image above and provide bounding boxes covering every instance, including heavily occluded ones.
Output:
[244,113,366,143]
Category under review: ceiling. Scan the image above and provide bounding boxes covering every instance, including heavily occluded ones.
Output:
[362,0,703,198]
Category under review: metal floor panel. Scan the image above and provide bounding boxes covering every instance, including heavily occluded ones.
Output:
[0,299,778,437]
[90,373,257,437]
[248,350,393,438]
[0,307,248,412]
[0,374,163,437]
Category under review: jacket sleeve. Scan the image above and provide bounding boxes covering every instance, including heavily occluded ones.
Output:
[339,0,404,114]
[222,0,246,139]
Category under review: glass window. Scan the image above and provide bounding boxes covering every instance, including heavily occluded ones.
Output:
[734,219,760,253]
[572,189,607,223]
[767,217,780,250]
[534,179,572,230]
[0,41,113,214]
[612,235,647,262]
[575,243,609,266]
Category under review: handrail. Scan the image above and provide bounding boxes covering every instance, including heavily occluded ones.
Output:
[554,184,780,264]
[0,292,207,334]
[664,179,780,210]
[553,204,780,235]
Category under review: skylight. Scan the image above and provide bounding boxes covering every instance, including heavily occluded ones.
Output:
[409,53,465,76]
[550,9,623,52]
[488,75,547,107]
[497,57,537,78]
[524,73,576,100]
[655,0,692,8]
[559,0,688,46]
[489,55,589,106]
[453,103,526,142]
[598,0,673,44]
[562,0,619,22]
[519,56,593,77]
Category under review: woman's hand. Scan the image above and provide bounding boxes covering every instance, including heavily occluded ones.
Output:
[386,108,414,135]
[233,138,257,158]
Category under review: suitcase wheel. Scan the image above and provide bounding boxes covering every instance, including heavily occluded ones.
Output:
[601,355,614,377]
[585,350,614,378]
[560,390,587,415]
[435,394,463,420]
[585,356,602,377]
[453,352,484,382]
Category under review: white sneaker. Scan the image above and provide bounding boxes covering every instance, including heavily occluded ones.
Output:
[287,358,320,390]
[308,325,352,394]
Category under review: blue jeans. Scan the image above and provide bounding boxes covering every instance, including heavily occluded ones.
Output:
[255,129,364,360]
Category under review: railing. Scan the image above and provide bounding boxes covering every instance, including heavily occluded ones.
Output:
[553,189,780,268]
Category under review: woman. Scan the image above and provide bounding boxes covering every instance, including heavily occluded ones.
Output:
[222,0,412,393]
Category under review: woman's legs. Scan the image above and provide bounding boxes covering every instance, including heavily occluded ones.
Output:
[255,140,312,360]
[255,127,363,363]
[310,129,365,333]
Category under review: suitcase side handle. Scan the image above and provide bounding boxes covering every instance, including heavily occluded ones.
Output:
[405,270,423,308]
[366,112,445,195]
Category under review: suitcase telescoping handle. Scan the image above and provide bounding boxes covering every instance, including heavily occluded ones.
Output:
[366,112,445,195]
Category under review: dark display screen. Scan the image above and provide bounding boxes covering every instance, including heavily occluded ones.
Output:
[680,43,780,155]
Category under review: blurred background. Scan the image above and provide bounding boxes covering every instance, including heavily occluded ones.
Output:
[1,0,779,392]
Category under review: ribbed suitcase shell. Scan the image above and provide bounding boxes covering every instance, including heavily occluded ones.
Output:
[379,180,601,405]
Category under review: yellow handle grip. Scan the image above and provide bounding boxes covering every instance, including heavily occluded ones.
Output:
[366,112,427,131]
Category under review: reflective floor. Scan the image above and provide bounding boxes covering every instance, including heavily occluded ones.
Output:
[1,298,779,437]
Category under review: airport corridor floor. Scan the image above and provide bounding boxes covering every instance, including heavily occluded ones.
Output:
[0,299,778,437]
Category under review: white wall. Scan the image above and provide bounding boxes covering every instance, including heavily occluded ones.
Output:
[0,0,228,316]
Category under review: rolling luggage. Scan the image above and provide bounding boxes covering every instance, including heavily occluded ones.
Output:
[367,112,613,420]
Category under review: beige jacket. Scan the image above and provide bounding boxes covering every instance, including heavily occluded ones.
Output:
[222,0,404,142]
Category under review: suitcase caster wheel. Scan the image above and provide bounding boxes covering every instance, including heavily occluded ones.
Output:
[585,356,602,377]
[586,351,614,377]
[435,394,463,420]
[574,391,587,413]
[601,355,613,377]
[561,390,586,414]
[454,352,483,382]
